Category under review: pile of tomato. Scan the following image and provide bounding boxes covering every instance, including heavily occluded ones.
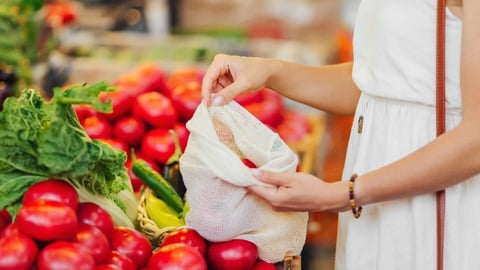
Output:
[74,63,312,192]
[0,179,152,269]
[150,227,278,270]
[0,178,279,270]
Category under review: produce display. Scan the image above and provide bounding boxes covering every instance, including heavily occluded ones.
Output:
[0,60,313,269]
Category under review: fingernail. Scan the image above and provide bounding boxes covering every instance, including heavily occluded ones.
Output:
[211,95,224,106]
[250,169,262,177]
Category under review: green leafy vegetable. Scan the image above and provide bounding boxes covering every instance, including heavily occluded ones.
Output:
[0,81,137,227]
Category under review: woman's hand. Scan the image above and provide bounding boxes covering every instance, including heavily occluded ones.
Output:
[201,54,277,106]
[247,169,350,213]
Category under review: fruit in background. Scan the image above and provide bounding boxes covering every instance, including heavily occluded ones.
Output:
[172,122,189,152]
[81,115,113,139]
[147,243,207,270]
[160,227,207,255]
[115,63,171,96]
[141,128,177,165]
[166,68,204,92]
[113,116,147,147]
[98,88,135,122]
[136,63,171,95]
[132,92,178,128]
[234,91,264,107]
[244,89,284,128]
[170,80,203,122]
[206,239,258,270]
[98,138,129,154]
[276,110,311,143]
[44,2,76,26]
[22,179,79,211]
[73,104,97,122]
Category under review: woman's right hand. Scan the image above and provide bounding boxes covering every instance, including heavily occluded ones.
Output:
[201,54,277,106]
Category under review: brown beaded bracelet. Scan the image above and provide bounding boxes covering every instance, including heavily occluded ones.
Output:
[349,173,363,218]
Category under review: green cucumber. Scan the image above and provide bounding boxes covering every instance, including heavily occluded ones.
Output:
[131,150,184,213]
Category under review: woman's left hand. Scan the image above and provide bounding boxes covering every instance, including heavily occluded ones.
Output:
[247,169,350,213]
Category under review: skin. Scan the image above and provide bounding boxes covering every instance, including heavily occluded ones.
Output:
[200,1,480,213]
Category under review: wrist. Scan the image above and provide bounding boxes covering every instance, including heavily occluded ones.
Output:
[348,173,363,218]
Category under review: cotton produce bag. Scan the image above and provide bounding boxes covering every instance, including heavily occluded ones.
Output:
[179,100,308,263]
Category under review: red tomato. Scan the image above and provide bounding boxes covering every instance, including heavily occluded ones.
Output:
[113,116,147,147]
[0,214,8,234]
[73,104,97,122]
[37,241,95,270]
[244,89,284,128]
[251,260,277,270]
[241,158,257,168]
[172,122,189,152]
[103,250,136,270]
[0,208,11,223]
[206,239,258,270]
[160,227,207,255]
[71,223,110,264]
[147,243,207,270]
[169,80,202,122]
[137,63,171,94]
[0,233,38,270]
[132,92,178,128]
[276,110,310,143]
[0,224,19,238]
[96,264,123,270]
[141,128,175,164]
[234,91,264,106]
[98,89,135,122]
[16,200,78,242]
[22,179,79,211]
[77,202,115,240]
[110,226,152,268]
[98,138,129,154]
[82,115,113,139]
[125,151,160,192]
[166,68,204,91]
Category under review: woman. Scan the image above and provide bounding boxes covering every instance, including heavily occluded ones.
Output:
[200,0,478,269]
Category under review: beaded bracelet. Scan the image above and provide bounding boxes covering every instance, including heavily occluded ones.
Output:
[349,173,363,218]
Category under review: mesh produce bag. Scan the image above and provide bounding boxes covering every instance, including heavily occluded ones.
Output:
[179,101,308,263]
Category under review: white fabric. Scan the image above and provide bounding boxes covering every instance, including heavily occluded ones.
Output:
[336,1,480,270]
[180,101,308,263]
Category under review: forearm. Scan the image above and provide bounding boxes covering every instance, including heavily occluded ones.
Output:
[265,60,361,115]
[354,122,480,206]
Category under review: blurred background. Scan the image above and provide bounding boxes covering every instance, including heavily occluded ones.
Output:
[0,0,360,269]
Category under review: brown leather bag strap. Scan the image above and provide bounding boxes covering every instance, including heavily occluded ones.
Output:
[435,0,446,270]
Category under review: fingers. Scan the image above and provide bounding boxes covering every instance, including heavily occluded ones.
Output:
[201,54,260,106]
[201,54,231,105]
[251,169,291,186]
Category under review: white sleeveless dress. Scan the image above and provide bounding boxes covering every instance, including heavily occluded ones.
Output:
[336,1,480,269]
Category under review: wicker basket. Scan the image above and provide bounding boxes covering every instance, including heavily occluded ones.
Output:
[136,188,179,247]
[288,113,326,174]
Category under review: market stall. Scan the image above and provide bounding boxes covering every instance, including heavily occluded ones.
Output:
[0,1,350,269]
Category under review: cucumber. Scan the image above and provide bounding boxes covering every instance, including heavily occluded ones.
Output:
[131,150,184,213]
